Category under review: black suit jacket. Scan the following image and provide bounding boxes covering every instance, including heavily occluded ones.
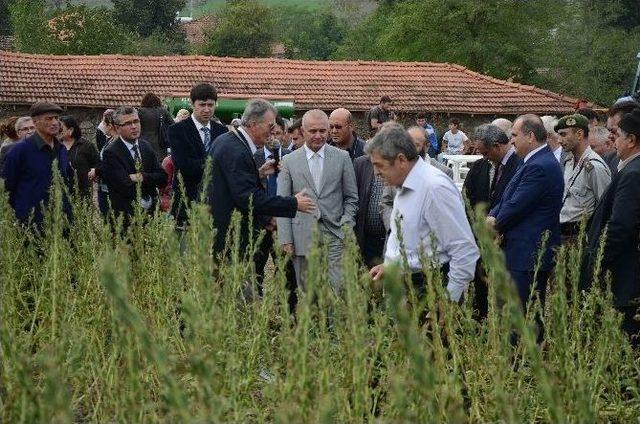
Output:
[209,130,297,255]
[583,155,640,307]
[463,153,521,212]
[353,155,375,250]
[102,137,167,218]
[168,118,228,223]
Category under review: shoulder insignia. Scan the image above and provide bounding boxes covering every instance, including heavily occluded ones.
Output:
[584,160,594,172]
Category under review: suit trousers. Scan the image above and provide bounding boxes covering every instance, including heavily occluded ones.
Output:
[292,229,344,294]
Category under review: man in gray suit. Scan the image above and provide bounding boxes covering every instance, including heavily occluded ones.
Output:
[277,109,359,292]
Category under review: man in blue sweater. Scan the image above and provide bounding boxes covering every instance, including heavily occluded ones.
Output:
[1,102,71,228]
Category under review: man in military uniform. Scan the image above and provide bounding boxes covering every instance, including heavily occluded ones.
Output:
[556,113,611,243]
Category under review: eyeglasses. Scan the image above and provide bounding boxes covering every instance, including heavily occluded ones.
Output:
[329,124,343,130]
[116,119,140,127]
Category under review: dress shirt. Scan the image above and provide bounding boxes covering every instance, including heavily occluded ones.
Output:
[617,151,640,171]
[120,138,151,208]
[501,146,516,166]
[304,143,325,176]
[191,115,211,144]
[121,138,140,160]
[384,157,479,302]
[553,146,563,162]
[524,143,548,163]
[238,127,258,155]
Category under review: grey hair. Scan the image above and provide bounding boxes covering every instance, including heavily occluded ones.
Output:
[302,109,329,127]
[241,98,277,126]
[491,118,512,134]
[589,126,610,144]
[14,116,33,131]
[364,122,418,162]
[113,106,138,125]
[540,115,559,136]
[474,124,509,149]
[407,125,427,141]
[517,114,547,143]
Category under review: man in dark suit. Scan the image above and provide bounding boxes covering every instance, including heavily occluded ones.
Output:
[252,116,296,305]
[354,154,386,267]
[583,108,640,346]
[488,114,563,311]
[603,99,639,177]
[209,98,315,259]
[464,123,522,319]
[168,83,228,226]
[102,106,167,226]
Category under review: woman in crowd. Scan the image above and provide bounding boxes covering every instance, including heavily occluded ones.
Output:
[0,116,20,171]
[60,115,100,199]
[138,92,174,158]
[91,110,117,217]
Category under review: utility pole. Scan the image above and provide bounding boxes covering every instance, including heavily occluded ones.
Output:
[632,52,640,95]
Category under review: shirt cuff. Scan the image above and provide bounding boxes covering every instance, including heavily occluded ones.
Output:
[446,281,465,303]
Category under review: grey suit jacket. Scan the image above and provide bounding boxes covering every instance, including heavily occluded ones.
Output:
[277,144,359,256]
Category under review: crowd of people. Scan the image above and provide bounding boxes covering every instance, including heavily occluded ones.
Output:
[1,85,640,346]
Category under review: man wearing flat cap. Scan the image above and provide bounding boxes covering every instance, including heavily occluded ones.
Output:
[555,113,611,243]
[1,101,72,228]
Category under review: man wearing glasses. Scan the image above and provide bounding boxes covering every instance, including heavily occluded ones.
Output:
[328,108,365,162]
[101,106,167,226]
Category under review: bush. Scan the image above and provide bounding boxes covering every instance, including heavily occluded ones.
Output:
[0,171,639,422]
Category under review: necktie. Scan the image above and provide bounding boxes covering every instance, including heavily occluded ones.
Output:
[491,162,503,191]
[202,127,212,153]
[309,153,322,192]
[131,144,141,163]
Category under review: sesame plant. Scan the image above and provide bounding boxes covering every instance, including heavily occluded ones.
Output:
[1,171,639,423]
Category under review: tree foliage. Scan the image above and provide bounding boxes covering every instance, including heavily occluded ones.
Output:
[111,0,185,38]
[201,0,275,57]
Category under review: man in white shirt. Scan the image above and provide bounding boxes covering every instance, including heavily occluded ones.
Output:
[368,123,479,303]
[442,117,469,155]
[541,115,564,163]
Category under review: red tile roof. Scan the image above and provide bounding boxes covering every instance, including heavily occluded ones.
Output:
[0,50,586,114]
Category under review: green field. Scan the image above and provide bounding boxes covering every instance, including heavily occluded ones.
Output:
[181,0,331,17]
[1,174,640,422]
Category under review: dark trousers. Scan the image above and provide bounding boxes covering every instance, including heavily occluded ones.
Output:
[362,232,386,268]
[472,260,489,320]
[98,189,110,217]
[510,269,549,343]
[254,231,298,313]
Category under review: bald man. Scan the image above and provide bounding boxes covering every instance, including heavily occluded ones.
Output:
[407,126,454,179]
[328,108,366,162]
[277,109,359,292]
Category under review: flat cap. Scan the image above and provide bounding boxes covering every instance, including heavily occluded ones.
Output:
[29,101,63,117]
[554,113,589,133]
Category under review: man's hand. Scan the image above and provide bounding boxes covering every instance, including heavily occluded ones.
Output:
[282,243,294,255]
[258,159,276,179]
[88,168,97,181]
[129,173,143,183]
[486,216,496,228]
[265,217,277,231]
[369,264,385,281]
[295,188,315,212]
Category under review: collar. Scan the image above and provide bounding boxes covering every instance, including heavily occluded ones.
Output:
[618,150,640,172]
[238,127,258,154]
[500,146,516,166]
[524,143,547,163]
[191,115,210,132]
[400,157,426,191]
[120,137,138,151]
[304,143,326,160]
[33,132,57,150]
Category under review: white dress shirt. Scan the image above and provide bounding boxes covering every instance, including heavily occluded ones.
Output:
[121,137,140,160]
[191,115,210,144]
[553,146,563,162]
[303,143,325,174]
[238,127,258,155]
[384,157,479,302]
[524,143,548,163]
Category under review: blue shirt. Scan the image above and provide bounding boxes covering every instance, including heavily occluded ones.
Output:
[424,123,439,157]
[1,133,71,226]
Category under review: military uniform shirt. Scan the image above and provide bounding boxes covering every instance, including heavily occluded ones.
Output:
[560,146,611,224]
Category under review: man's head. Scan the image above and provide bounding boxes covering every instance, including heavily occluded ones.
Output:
[555,113,590,154]
[614,108,640,161]
[241,98,277,148]
[589,126,613,156]
[329,108,355,148]
[448,117,460,133]
[407,126,428,157]
[511,114,547,158]
[365,123,419,187]
[473,124,511,164]
[301,109,329,152]
[288,118,304,149]
[380,95,393,112]
[576,107,599,129]
[415,112,427,128]
[190,83,218,125]
[540,115,560,151]
[15,116,36,139]
[491,118,513,135]
[607,100,638,147]
[29,102,63,140]
[270,115,287,145]
[113,106,141,142]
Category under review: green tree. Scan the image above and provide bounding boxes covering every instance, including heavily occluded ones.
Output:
[201,0,275,58]
[0,0,13,35]
[111,0,185,38]
[274,5,346,60]
[9,0,51,53]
